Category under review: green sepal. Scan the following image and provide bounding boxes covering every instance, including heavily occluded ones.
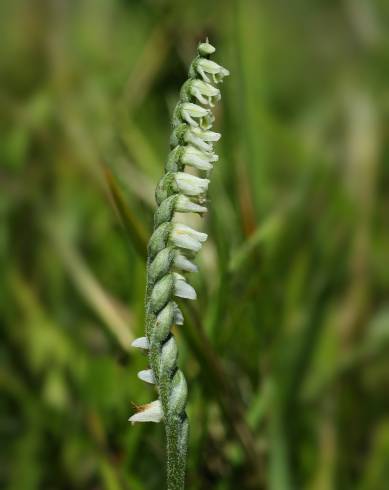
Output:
[148,247,175,286]
[169,370,188,416]
[150,273,174,313]
[179,80,192,103]
[172,103,183,128]
[148,222,171,260]
[188,57,200,80]
[160,336,178,377]
[154,195,178,228]
[165,146,185,173]
[152,301,175,344]
[170,123,188,149]
[155,172,178,206]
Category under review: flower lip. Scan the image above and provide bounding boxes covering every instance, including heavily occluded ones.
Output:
[131,337,149,350]
[175,195,207,214]
[129,400,163,424]
[171,223,208,252]
[174,253,198,273]
[137,369,155,384]
[174,273,197,300]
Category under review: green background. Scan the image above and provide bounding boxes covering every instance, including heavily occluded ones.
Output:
[1,0,388,489]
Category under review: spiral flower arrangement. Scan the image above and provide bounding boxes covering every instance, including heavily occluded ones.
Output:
[129,40,229,489]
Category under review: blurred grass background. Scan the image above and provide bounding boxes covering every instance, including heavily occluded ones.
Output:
[1,0,389,489]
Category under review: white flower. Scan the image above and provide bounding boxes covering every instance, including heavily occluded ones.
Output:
[196,58,230,84]
[180,102,214,129]
[131,337,149,350]
[185,127,221,152]
[189,80,221,107]
[129,400,163,424]
[174,253,198,272]
[182,145,218,171]
[175,195,207,214]
[137,369,155,384]
[171,223,208,252]
[194,128,221,142]
[173,273,197,300]
[173,302,184,325]
[175,172,210,196]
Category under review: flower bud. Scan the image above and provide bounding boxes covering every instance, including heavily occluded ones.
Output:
[198,41,216,56]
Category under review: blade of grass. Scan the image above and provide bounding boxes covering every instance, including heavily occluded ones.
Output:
[47,221,134,350]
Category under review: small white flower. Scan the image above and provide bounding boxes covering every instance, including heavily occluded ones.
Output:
[171,223,207,252]
[186,127,221,152]
[182,145,218,171]
[190,80,221,107]
[196,58,230,84]
[175,172,210,196]
[175,195,207,214]
[197,128,221,142]
[129,400,163,424]
[174,273,197,300]
[137,369,155,384]
[181,102,214,129]
[131,337,149,350]
[174,253,198,273]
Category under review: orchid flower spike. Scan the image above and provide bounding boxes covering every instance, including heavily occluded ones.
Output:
[129,39,229,489]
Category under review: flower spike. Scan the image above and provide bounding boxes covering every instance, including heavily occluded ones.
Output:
[129,39,229,489]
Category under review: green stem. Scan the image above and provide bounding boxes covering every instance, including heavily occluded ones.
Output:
[166,417,189,490]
